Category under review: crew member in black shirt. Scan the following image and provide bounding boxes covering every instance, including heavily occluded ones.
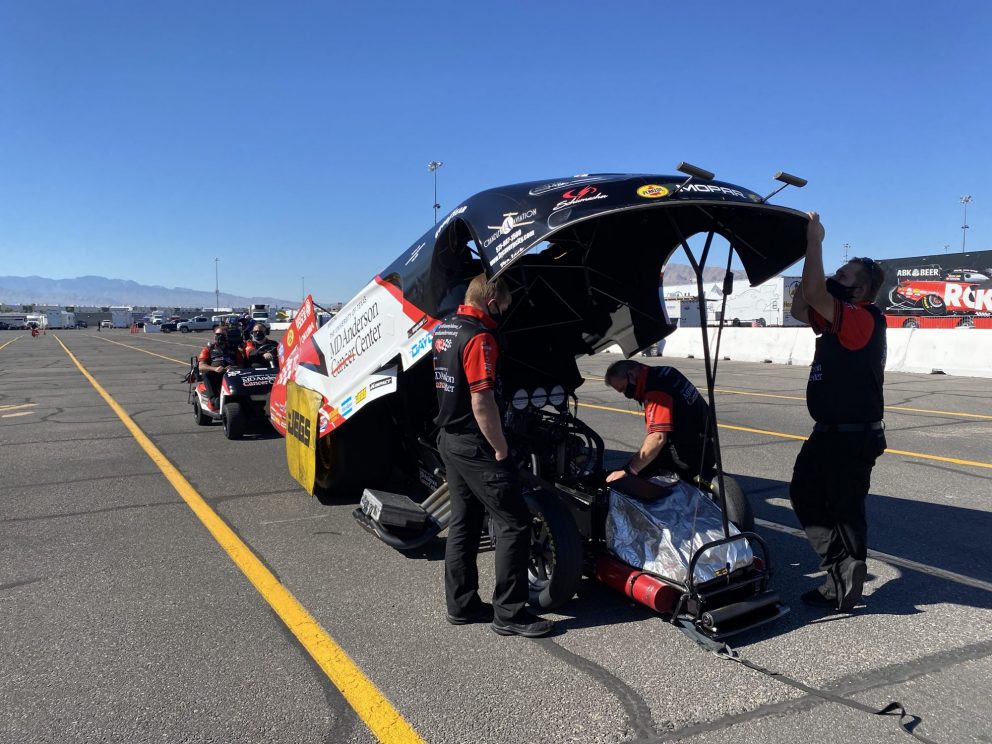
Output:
[604,360,715,485]
[433,273,553,638]
[790,212,887,612]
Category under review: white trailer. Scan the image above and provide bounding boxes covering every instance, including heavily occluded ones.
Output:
[44,310,75,329]
[110,306,135,328]
[662,276,802,327]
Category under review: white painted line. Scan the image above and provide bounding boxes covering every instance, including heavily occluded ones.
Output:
[1,411,34,419]
[755,517,992,593]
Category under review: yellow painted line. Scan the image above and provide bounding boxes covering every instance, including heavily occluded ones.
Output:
[0,403,37,412]
[0,335,21,352]
[577,402,992,470]
[53,335,425,744]
[1,411,33,419]
[715,388,992,421]
[95,335,187,365]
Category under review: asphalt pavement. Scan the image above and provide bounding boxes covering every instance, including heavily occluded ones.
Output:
[1,328,990,744]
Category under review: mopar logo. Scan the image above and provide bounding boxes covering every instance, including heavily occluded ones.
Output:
[287,411,311,447]
[410,333,433,359]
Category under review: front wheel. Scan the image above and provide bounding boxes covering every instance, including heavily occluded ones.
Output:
[921,294,945,315]
[708,475,755,533]
[523,490,584,610]
[180,326,190,333]
[902,317,920,329]
[223,401,246,440]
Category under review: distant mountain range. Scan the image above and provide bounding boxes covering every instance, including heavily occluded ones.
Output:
[0,275,300,309]
[0,265,744,308]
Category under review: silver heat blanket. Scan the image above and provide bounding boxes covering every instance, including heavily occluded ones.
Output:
[606,479,753,584]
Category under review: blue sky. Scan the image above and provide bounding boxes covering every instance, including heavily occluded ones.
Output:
[1,1,989,304]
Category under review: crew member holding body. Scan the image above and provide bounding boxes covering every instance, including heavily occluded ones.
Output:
[604,360,714,485]
[433,273,553,638]
[197,324,245,409]
[789,212,887,612]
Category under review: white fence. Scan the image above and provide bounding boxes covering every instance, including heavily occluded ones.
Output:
[610,328,991,378]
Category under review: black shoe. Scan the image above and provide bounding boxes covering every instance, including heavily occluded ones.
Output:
[800,588,838,609]
[837,560,867,611]
[491,612,554,638]
[446,602,494,626]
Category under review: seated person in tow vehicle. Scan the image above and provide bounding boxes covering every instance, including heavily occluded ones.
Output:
[197,324,245,409]
[604,360,715,485]
[244,323,277,367]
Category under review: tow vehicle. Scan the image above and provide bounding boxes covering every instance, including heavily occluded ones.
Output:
[271,165,811,637]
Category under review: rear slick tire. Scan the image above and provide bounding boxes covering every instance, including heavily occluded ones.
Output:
[524,490,584,610]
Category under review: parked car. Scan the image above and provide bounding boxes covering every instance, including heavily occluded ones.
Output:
[176,316,216,333]
[100,320,112,328]
[160,320,178,333]
[0,321,10,330]
[76,319,89,328]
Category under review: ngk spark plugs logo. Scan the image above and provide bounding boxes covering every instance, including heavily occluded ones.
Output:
[553,186,609,212]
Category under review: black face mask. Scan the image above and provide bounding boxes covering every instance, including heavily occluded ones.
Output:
[251,333,265,342]
[825,277,857,302]
[624,381,637,400]
[214,336,226,347]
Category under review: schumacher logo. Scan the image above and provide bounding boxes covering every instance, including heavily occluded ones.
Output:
[287,410,312,447]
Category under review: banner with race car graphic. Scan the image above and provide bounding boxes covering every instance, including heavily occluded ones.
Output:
[878,250,992,328]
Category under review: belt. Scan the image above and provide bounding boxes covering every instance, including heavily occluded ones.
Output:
[813,421,884,433]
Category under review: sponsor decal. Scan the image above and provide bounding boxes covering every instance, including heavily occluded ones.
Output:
[328,300,383,377]
[680,184,746,198]
[552,186,609,212]
[418,467,441,492]
[433,336,452,353]
[355,387,367,404]
[483,210,537,250]
[239,375,275,387]
[637,184,670,199]
[285,328,295,348]
[788,280,800,299]
[341,396,353,417]
[405,243,425,266]
[434,205,468,239]
[287,409,312,447]
[407,315,428,337]
[435,368,456,393]
[410,331,434,359]
[369,377,393,391]
[528,174,607,196]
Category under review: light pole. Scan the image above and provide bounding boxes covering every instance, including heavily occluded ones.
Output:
[428,160,444,224]
[214,258,220,311]
[843,243,850,262]
[960,195,972,253]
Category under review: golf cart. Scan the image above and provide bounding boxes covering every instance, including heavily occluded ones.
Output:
[188,328,280,440]
[272,165,809,637]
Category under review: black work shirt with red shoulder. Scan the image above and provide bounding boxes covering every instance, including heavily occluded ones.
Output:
[198,342,244,368]
[805,299,886,424]
[636,364,711,455]
[433,305,500,433]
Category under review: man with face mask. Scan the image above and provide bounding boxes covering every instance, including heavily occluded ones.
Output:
[789,212,887,613]
[245,323,277,367]
[197,324,245,410]
[604,360,714,485]
[432,273,553,638]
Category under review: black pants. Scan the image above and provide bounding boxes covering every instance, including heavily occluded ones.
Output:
[202,370,223,403]
[789,429,886,584]
[438,429,531,622]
